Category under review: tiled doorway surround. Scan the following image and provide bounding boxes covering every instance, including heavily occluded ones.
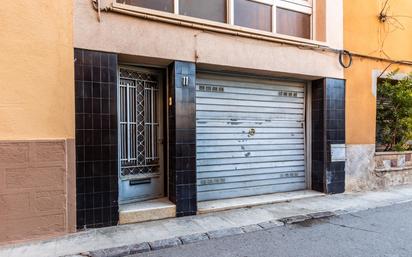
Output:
[74,49,346,229]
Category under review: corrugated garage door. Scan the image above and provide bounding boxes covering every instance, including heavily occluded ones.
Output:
[196,74,306,202]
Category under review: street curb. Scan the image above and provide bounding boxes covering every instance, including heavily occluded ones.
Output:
[65,211,337,257]
[308,211,336,219]
[279,215,312,224]
[179,233,209,244]
[207,227,244,239]
[86,242,150,257]
[241,224,263,233]
[149,238,182,251]
[257,220,284,229]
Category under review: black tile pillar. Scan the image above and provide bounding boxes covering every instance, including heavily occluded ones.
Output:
[168,61,197,217]
[74,49,119,229]
[311,79,325,193]
[311,78,346,194]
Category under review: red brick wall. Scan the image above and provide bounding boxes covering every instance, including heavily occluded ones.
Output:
[0,140,76,244]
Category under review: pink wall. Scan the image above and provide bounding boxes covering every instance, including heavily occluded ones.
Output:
[0,140,75,245]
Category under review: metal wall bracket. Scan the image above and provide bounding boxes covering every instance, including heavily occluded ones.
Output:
[92,0,112,22]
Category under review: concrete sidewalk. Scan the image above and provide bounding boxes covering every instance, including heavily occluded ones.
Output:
[2,185,412,257]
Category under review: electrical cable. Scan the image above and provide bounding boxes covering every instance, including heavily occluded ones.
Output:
[378,62,396,78]
[339,50,353,68]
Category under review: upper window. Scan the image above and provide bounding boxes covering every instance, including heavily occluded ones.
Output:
[117,0,314,40]
[277,8,311,39]
[179,0,227,23]
[117,0,174,13]
[234,0,272,32]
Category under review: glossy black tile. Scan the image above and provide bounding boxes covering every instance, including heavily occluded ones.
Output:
[92,83,101,98]
[84,82,92,98]
[100,99,109,114]
[75,81,84,98]
[101,54,109,67]
[92,52,101,67]
[83,65,92,82]
[311,78,346,195]
[83,51,93,66]
[168,61,197,216]
[75,49,119,229]
[101,67,109,83]
[326,182,345,194]
[77,210,85,228]
[93,67,101,82]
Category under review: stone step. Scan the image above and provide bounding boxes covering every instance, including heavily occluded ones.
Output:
[119,198,176,225]
[198,190,324,214]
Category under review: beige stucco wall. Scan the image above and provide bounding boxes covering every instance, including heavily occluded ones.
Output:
[74,0,344,79]
[0,1,76,244]
[345,0,412,62]
[0,1,75,140]
[344,0,412,145]
[343,0,412,192]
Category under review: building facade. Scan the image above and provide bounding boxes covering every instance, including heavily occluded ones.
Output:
[73,0,345,229]
[344,0,412,191]
[0,0,366,245]
[0,1,76,244]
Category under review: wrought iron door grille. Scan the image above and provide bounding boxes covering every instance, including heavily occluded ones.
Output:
[119,68,160,178]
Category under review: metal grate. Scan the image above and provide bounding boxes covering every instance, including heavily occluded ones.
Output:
[119,68,160,178]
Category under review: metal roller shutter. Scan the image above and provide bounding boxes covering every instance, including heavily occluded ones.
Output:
[196,74,307,202]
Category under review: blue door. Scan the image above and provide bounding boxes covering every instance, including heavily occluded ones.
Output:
[118,66,165,204]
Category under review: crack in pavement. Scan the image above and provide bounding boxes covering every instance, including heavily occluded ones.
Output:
[325,221,380,234]
[347,213,363,219]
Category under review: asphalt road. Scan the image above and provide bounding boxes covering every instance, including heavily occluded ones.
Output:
[131,201,412,257]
